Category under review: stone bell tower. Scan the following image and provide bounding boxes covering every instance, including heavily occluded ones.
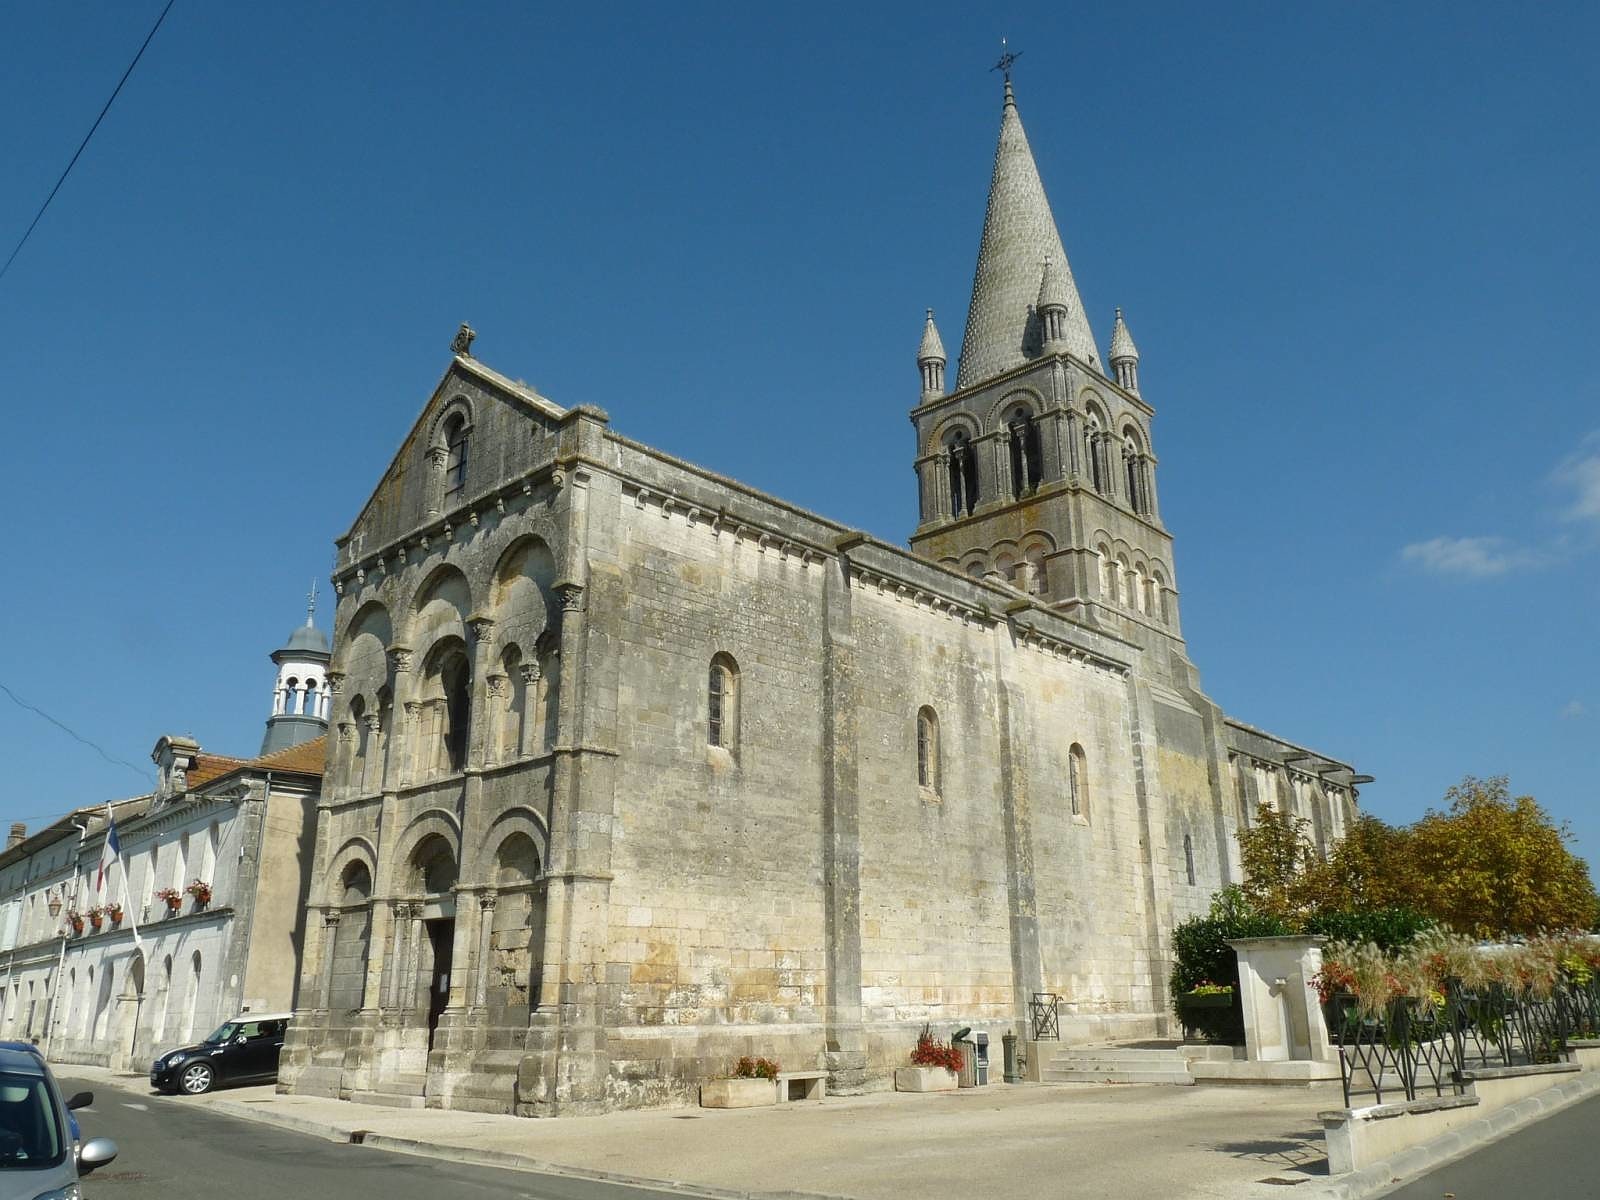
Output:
[909,77,1182,650]
[260,583,332,754]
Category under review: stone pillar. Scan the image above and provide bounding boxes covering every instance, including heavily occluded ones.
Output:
[465,616,497,771]
[362,714,382,794]
[318,910,341,1010]
[484,673,508,766]
[1227,936,1333,1064]
[425,446,447,517]
[383,646,414,792]
[517,663,541,758]
[930,455,950,521]
[474,891,498,1010]
[381,901,409,1012]
[990,432,1012,501]
[819,552,866,1093]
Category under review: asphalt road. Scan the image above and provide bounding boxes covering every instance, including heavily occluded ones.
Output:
[1381,1092,1600,1199]
[59,1074,698,1200]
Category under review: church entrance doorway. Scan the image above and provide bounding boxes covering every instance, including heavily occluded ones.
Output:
[425,918,453,1048]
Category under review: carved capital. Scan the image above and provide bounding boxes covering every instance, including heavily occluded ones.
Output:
[485,673,508,699]
[387,646,413,675]
[467,615,496,644]
[426,446,449,470]
[555,583,585,613]
[337,721,355,745]
[323,911,342,929]
[363,713,382,732]
[403,700,422,722]
[479,891,499,912]
[325,671,346,695]
[518,662,542,685]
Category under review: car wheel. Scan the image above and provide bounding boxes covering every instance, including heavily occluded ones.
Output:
[179,1063,215,1095]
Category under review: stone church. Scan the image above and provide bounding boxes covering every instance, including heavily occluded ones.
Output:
[280,79,1364,1116]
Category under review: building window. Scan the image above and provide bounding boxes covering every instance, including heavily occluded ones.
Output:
[946,431,978,517]
[916,707,940,793]
[708,653,739,753]
[1068,743,1088,818]
[1184,834,1196,885]
[443,414,468,503]
[1006,406,1043,497]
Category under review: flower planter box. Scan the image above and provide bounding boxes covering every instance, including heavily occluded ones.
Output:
[895,1066,958,1092]
[699,1078,777,1109]
[1179,992,1233,1010]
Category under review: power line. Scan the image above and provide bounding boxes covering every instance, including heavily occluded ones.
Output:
[0,681,153,784]
[0,0,177,287]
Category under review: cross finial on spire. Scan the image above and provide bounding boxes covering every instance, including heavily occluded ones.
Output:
[306,578,318,627]
[991,37,1022,82]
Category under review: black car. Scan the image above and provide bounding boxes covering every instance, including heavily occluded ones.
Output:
[150,1014,291,1095]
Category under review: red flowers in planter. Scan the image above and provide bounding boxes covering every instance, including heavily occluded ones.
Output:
[733,1056,780,1081]
[909,1027,965,1073]
[185,879,213,905]
[154,887,183,912]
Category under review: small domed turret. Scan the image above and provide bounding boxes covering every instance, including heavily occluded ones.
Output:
[917,309,947,403]
[261,584,332,755]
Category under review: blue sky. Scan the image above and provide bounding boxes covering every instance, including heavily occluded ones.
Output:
[2,3,1596,873]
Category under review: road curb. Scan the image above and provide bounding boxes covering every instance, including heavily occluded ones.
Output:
[1290,1068,1600,1199]
[87,1071,851,1200]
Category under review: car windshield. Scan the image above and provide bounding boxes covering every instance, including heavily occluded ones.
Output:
[203,1021,242,1044]
[0,1072,64,1169]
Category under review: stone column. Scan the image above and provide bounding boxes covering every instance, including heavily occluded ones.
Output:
[318,910,341,1011]
[465,617,497,771]
[400,702,422,786]
[425,446,448,517]
[517,663,541,757]
[474,891,498,1010]
[990,432,1012,501]
[484,673,508,766]
[362,714,382,794]
[383,647,415,791]
[381,901,410,1011]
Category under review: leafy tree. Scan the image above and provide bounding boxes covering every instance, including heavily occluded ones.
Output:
[1403,777,1598,937]
[1236,802,1318,921]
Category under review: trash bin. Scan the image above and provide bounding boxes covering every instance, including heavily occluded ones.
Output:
[954,1035,977,1087]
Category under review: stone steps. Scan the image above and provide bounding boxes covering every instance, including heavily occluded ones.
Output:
[1040,1045,1196,1086]
[350,1072,429,1109]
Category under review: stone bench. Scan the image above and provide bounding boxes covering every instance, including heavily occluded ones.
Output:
[776,1070,826,1102]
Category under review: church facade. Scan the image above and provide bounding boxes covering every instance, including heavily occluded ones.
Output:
[279,80,1363,1116]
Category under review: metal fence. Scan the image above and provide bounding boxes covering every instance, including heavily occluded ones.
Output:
[1029,992,1060,1040]
[1329,977,1597,1108]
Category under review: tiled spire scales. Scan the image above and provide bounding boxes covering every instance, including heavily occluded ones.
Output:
[955,81,1098,388]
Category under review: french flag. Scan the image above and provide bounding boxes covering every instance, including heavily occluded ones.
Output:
[96,816,121,895]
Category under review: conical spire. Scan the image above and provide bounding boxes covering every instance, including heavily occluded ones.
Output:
[918,309,947,364]
[956,81,1098,389]
[917,309,947,401]
[1109,307,1140,394]
[1036,257,1070,314]
[1109,307,1139,363]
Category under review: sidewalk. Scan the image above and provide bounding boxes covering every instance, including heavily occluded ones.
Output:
[64,1066,1347,1200]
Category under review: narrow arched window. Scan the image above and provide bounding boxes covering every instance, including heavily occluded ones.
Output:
[916,707,939,793]
[1005,406,1043,497]
[708,653,739,753]
[1184,834,1196,885]
[1097,546,1113,600]
[303,678,318,716]
[443,414,468,503]
[1069,744,1088,819]
[282,678,298,714]
[442,654,471,772]
[946,431,978,517]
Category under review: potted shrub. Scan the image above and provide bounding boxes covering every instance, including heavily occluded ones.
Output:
[86,906,104,932]
[155,886,183,914]
[186,879,213,908]
[896,1026,963,1091]
[700,1056,780,1108]
[107,903,124,927]
[1174,981,1238,1043]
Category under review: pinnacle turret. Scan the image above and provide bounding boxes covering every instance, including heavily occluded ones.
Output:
[917,309,947,401]
[1037,258,1070,352]
[955,80,1098,389]
[1109,307,1140,394]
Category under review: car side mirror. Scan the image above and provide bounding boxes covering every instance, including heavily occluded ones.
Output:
[66,1091,93,1111]
[77,1137,118,1175]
